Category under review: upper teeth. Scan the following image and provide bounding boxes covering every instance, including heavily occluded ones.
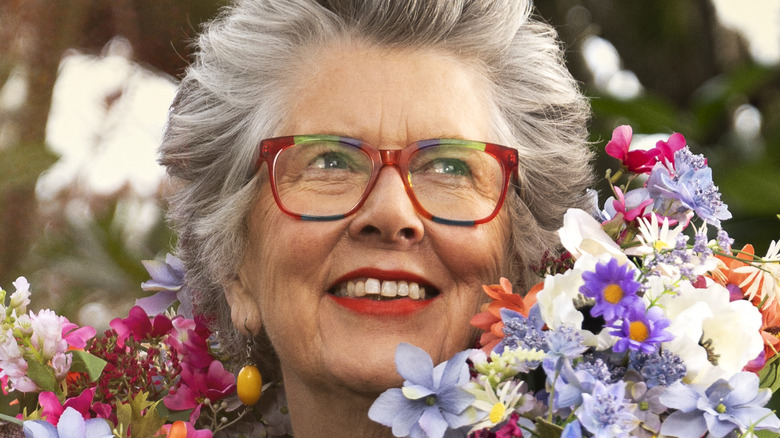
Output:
[334,278,426,300]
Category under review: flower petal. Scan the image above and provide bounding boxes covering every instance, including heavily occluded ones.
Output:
[23,420,58,438]
[395,343,434,388]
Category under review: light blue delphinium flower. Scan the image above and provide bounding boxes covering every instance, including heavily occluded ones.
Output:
[542,326,587,375]
[23,407,113,438]
[369,343,476,438]
[629,349,686,388]
[646,147,731,227]
[576,380,638,438]
[497,306,547,353]
[659,371,780,438]
[579,258,642,323]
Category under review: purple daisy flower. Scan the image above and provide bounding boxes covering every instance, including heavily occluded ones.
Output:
[610,306,673,354]
[579,258,642,323]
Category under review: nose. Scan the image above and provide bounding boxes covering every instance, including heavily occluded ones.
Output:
[347,166,424,247]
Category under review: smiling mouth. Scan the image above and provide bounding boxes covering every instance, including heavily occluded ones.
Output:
[329,278,439,301]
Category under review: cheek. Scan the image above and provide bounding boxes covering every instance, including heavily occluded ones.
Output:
[430,211,511,281]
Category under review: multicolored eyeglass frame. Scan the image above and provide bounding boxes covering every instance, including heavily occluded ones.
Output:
[255,135,519,226]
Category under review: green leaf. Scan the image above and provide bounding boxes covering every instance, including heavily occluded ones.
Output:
[69,350,107,382]
[24,358,58,393]
[758,354,780,392]
[115,392,167,438]
[534,416,564,438]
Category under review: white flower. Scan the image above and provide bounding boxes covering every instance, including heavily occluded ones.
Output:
[630,214,684,257]
[558,208,627,262]
[657,280,763,387]
[467,380,533,432]
[9,277,31,312]
[734,240,780,307]
[29,309,67,361]
[51,351,73,381]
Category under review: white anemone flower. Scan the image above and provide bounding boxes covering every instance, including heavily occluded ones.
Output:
[734,240,780,307]
[657,280,763,387]
[467,380,533,432]
[558,208,627,262]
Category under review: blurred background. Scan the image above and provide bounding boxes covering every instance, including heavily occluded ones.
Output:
[0,0,778,330]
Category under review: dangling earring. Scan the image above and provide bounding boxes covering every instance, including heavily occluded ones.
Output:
[237,324,263,406]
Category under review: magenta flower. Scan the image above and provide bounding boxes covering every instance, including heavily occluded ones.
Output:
[164,360,236,422]
[654,132,687,167]
[39,388,100,426]
[167,315,214,369]
[61,317,96,350]
[607,187,654,222]
[109,306,173,347]
[605,125,660,174]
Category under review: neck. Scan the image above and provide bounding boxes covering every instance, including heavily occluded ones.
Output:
[282,371,394,438]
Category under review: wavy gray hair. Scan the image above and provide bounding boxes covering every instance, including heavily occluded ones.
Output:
[159,0,593,376]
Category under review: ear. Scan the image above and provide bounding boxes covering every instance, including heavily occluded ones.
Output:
[224,273,263,336]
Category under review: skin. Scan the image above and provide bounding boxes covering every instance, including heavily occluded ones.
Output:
[226,42,511,437]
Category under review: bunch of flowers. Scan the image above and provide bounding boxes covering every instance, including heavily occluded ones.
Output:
[0,256,291,437]
[369,126,780,438]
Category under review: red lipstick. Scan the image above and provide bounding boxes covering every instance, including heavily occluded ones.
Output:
[328,295,433,316]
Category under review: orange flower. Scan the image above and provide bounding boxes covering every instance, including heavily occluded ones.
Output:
[470,277,540,354]
[710,244,756,301]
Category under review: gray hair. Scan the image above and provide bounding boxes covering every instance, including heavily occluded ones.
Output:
[159,0,593,374]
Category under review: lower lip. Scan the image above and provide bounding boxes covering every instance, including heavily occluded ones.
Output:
[328,295,434,316]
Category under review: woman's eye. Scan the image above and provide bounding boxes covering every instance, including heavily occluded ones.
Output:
[426,158,471,177]
[309,152,351,170]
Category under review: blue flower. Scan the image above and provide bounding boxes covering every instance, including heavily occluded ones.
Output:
[610,306,673,354]
[136,253,194,317]
[659,372,780,438]
[579,258,642,323]
[629,350,686,388]
[542,326,587,374]
[23,407,113,438]
[576,380,638,438]
[498,306,546,353]
[646,147,731,227]
[368,343,476,438]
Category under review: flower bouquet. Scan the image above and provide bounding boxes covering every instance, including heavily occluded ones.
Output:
[0,257,291,437]
[1,125,779,438]
[369,126,780,438]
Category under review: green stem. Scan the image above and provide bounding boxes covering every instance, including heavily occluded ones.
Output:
[0,413,23,426]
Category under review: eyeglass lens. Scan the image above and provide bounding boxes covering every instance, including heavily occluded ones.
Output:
[272,139,505,222]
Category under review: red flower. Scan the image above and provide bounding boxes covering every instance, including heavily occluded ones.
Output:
[605,125,660,174]
[470,277,539,354]
[110,306,174,347]
[164,360,236,423]
[654,132,688,167]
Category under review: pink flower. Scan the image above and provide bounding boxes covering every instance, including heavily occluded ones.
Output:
[654,132,688,167]
[609,187,654,222]
[39,388,97,426]
[163,360,236,423]
[30,309,67,360]
[605,125,660,174]
[110,306,174,347]
[167,315,214,369]
[61,317,96,350]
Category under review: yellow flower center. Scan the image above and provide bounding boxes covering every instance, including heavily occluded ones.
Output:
[603,284,624,304]
[489,402,506,424]
[629,321,650,342]
[653,240,669,251]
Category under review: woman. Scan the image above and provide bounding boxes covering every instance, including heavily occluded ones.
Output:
[159,0,593,436]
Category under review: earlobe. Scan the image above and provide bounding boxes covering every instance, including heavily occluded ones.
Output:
[224,274,262,335]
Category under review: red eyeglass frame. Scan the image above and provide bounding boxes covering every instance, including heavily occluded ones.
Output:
[255,135,519,226]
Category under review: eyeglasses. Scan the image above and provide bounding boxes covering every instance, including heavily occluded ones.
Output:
[255,135,518,226]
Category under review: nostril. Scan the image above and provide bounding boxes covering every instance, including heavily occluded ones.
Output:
[359,224,381,237]
[398,227,417,240]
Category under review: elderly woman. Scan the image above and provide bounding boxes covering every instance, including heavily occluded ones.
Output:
[160,0,593,436]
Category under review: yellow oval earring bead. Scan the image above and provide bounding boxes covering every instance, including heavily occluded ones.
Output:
[237,364,262,406]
